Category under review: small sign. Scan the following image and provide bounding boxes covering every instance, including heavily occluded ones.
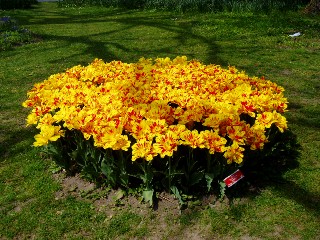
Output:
[223,169,244,187]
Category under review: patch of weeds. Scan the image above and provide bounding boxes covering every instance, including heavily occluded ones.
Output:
[48,161,63,174]
[229,203,249,222]
[179,209,201,226]
[111,189,126,206]
[79,187,111,200]
[207,208,232,235]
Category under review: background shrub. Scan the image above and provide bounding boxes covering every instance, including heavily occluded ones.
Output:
[58,0,310,13]
[0,0,37,10]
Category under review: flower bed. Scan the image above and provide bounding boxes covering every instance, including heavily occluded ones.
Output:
[23,56,289,205]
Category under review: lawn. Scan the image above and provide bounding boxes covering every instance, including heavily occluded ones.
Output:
[0,2,319,239]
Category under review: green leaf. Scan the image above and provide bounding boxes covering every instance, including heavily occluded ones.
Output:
[138,162,154,187]
[48,161,62,174]
[189,170,204,186]
[114,189,125,200]
[142,190,154,206]
[101,154,117,187]
[219,181,226,200]
[119,173,129,188]
[170,186,184,206]
[205,173,214,192]
[43,144,59,155]
[188,200,202,208]
[101,158,113,175]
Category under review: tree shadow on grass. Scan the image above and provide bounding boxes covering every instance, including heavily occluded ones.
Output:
[226,129,320,219]
[289,104,320,130]
[232,178,320,219]
[0,127,37,162]
[13,7,226,66]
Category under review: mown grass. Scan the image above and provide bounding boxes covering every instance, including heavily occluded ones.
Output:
[0,2,319,239]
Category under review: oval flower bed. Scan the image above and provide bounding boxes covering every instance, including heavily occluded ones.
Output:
[23,56,288,205]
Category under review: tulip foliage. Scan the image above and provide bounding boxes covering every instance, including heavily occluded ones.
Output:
[23,56,289,205]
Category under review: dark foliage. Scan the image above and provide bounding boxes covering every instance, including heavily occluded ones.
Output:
[0,0,37,10]
[58,0,310,13]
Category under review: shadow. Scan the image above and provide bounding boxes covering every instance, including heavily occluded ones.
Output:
[273,180,320,217]
[0,127,37,162]
[224,128,319,219]
[290,105,320,130]
[287,101,304,110]
[229,178,320,219]
[9,4,226,66]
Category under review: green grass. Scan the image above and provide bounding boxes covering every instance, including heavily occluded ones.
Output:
[1,2,319,239]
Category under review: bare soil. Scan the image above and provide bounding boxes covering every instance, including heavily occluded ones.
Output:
[50,171,252,239]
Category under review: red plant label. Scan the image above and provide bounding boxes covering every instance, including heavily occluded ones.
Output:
[223,169,244,187]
